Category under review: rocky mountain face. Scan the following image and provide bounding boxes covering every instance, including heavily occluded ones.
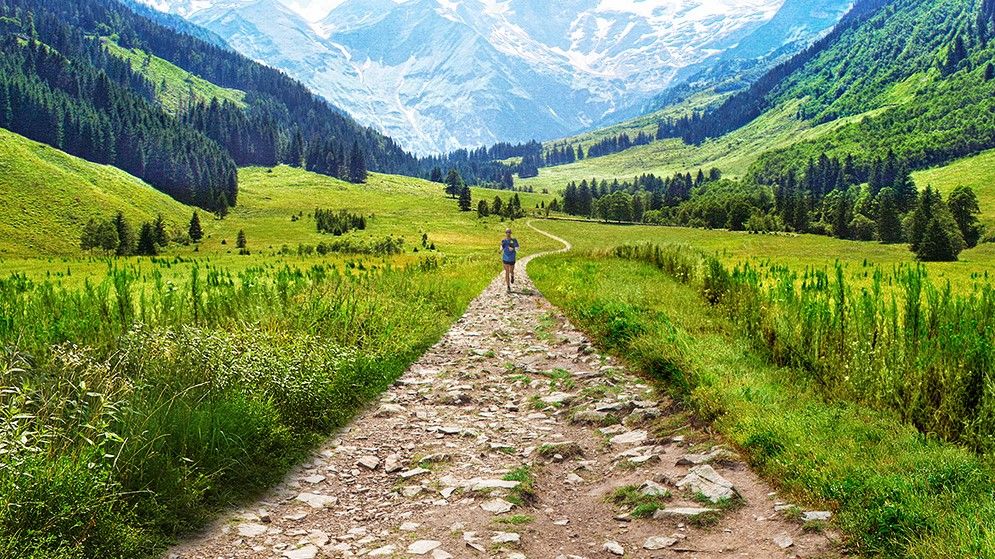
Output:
[137,0,850,154]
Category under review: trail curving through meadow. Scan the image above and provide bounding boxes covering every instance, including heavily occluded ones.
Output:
[169,221,836,559]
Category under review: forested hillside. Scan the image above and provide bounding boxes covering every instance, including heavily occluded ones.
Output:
[0,0,425,211]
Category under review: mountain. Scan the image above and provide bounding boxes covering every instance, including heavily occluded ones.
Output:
[138,0,850,154]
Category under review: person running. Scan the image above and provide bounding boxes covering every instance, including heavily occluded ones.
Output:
[501,228,519,293]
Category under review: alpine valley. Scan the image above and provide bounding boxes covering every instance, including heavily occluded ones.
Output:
[137,0,852,153]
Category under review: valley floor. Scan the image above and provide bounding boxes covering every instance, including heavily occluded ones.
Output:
[167,231,837,559]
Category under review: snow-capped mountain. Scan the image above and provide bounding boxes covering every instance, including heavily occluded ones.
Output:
[136,0,850,154]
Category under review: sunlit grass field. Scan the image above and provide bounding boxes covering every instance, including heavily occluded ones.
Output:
[534,218,995,291]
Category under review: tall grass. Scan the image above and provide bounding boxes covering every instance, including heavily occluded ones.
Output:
[611,243,995,453]
[0,255,491,558]
[529,251,995,557]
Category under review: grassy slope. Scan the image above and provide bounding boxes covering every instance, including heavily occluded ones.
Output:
[102,38,246,113]
[914,148,995,227]
[0,127,194,257]
[520,99,881,194]
[197,166,559,258]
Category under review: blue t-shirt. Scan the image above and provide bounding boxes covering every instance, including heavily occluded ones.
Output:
[502,238,519,262]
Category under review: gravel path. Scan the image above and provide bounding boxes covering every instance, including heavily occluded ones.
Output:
[169,224,839,559]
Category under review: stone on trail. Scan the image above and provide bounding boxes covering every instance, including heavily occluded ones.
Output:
[357,455,380,470]
[803,511,833,522]
[400,521,421,531]
[301,474,326,484]
[408,540,442,555]
[676,465,737,503]
[638,480,668,497]
[236,523,268,537]
[384,454,404,473]
[610,430,648,446]
[481,498,515,514]
[367,545,396,556]
[643,536,678,550]
[376,403,405,416]
[282,544,318,559]
[432,549,454,559]
[540,392,574,405]
[401,485,423,498]
[652,507,718,519]
[399,467,431,479]
[294,492,337,509]
[603,540,625,555]
[491,532,521,544]
[570,410,608,424]
[467,478,520,491]
[774,533,794,549]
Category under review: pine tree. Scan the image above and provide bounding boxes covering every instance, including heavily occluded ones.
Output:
[986,62,995,81]
[153,214,168,246]
[477,200,489,217]
[136,222,158,256]
[893,162,917,212]
[947,185,983,248]
[188,211,204,242]
[458,185,472,212]
[216,192,230,219]
[492,196,503,216]
[875,188,903,244]
[445,169,464,198]
[113,211,134,256]
[236,229,247,249]
[430,167,444,183]
[916,217,958,261]
[909,186,940,252]
[348,141,367,183]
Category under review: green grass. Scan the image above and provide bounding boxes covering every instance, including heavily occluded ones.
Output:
[102,38,246,113]
[0,127,194,257]
[606,485,671,519]
[532,218,995,292]
[502,466,537,507]
[530,251,995,558]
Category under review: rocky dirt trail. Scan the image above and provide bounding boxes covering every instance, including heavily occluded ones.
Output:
[169,226,840,559]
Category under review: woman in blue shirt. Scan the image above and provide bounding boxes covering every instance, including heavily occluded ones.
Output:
[501,228,519,293]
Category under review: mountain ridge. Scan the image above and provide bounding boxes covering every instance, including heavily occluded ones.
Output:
[138,0,850,154]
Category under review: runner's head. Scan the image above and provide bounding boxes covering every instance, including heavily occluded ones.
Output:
[505,228,512,238]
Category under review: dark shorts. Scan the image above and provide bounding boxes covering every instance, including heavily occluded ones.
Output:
[503,260,516,266]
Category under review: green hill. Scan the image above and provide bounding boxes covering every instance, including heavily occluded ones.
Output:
[0,128,194,256]
[914,148,995,226]
[102,37,246,114]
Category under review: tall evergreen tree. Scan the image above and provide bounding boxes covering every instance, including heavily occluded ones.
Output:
[492,195,503,217]
[458,185,472,212]
[477,199,489,217]
[875,188,903,243]
[136,222,158,256]
[348,141,367,183]
[909,186,940,252]
[216,192,230,219]
[430,167,444,183]
[917,217,959,261]
[113,211,134,256]
[445,169,464,198]
[188,211,204,242]
[947,185,983,248]
[236,229,247,249]
[153,214,168,246]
